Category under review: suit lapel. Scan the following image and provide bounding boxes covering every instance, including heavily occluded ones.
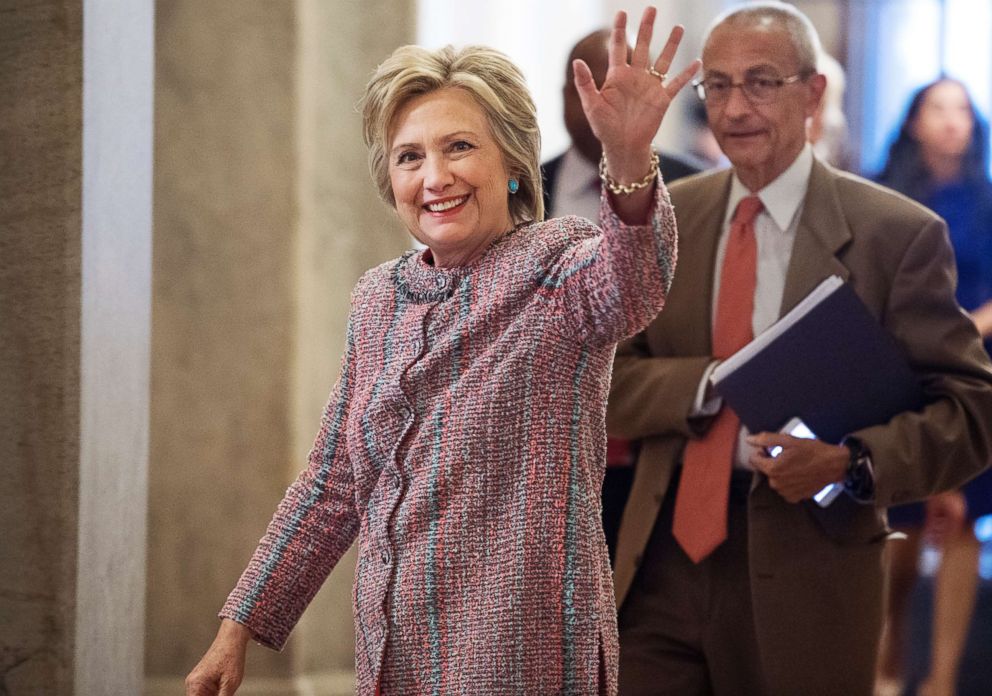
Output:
[779,159,852,315]
[668,170,733,353]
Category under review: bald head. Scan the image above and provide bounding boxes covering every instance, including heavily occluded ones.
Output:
[703,1,821,76]
[566,29,612,88]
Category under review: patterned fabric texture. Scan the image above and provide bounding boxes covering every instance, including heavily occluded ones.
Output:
[220,185,677,695]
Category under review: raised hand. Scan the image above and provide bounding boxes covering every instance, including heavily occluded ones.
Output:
[573,7,700,184]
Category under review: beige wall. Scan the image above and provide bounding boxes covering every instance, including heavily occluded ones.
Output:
[1,1,153,694]
[146,1,413,692]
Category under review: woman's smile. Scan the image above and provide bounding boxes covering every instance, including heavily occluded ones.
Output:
[423,193,471,215]
[388,87,514,267]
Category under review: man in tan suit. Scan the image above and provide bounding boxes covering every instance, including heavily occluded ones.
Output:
[608,3,992,695]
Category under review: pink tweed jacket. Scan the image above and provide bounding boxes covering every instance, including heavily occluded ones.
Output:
[220,185,677,695]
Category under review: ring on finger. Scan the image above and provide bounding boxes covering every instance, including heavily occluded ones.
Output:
[647,67,667,82]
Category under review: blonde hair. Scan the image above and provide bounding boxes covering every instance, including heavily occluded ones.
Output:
[360,44,544,223]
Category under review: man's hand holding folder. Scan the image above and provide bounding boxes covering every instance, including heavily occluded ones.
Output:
[711,275,927,507]
[745,431,848,504]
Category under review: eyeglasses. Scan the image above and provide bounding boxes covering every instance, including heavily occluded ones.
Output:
[693,73,809,105]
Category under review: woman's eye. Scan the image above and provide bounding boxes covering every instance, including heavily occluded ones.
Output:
[396,151,420,165]
[451,141,474,153]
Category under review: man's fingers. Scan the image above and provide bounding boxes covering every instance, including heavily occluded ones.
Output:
[746,431,777,449]
[750,450,773,474]
[748,431,802,449]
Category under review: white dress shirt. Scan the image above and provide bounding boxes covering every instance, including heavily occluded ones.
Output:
[692,143,815,468]
[550,146,601,223]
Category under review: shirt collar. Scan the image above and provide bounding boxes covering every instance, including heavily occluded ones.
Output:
[726,143,814,230]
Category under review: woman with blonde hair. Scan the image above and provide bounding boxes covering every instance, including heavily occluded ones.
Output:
[186,8,699,695]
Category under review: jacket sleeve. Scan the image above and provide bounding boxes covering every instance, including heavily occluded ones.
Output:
[541,182,678,348]
[607,329,713,440]
[856,216,992,507]
[218,310,361,650]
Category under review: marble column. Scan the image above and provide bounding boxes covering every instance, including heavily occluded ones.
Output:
[0,1,154,694]
[147,0,299,688]
[146,1,412,693]
[292,0,415,688]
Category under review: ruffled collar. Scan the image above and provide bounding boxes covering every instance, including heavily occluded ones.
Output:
[390,222,532,303]
[391,249,460,303]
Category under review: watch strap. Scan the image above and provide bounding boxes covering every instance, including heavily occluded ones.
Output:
[842,437,876,503]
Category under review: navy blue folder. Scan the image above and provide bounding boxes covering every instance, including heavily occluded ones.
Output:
[712,276,927,442]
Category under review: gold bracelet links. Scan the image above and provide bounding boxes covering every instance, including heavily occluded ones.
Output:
[598,151,660,195]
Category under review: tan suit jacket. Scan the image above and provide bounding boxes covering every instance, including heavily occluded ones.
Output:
[608,159,992,695]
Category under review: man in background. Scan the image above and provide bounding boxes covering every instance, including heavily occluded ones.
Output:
[542,29,698,563]
[607,2,992,694]
[808,50,850,169]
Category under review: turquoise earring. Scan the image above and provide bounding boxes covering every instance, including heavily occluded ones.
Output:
[508,178,520,194]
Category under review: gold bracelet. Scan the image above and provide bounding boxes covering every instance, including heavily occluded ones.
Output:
[599,151,660,195]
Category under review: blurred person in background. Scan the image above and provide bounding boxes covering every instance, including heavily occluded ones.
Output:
[875,77,992,696]
[542,27,699,564]
[686,99,728,170]
[185,8,700,695]
[807,51,850,170]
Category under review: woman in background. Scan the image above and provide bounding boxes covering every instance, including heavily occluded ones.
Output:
[875,77,992,696]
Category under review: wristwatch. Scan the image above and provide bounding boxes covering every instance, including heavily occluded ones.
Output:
[842,436,876,503]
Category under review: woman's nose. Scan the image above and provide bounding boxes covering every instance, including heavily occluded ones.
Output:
[423,154,454,191]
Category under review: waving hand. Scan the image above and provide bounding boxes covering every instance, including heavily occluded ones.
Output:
[573,7,700,202]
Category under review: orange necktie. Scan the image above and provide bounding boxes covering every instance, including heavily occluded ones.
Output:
[673,195,763,563]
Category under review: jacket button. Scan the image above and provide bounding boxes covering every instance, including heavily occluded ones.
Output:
[381,548,391,565]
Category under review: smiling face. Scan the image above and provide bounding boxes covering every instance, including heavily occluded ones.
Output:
[388,87,514,267]
[702,22,824,191]
[912,80,974,161]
